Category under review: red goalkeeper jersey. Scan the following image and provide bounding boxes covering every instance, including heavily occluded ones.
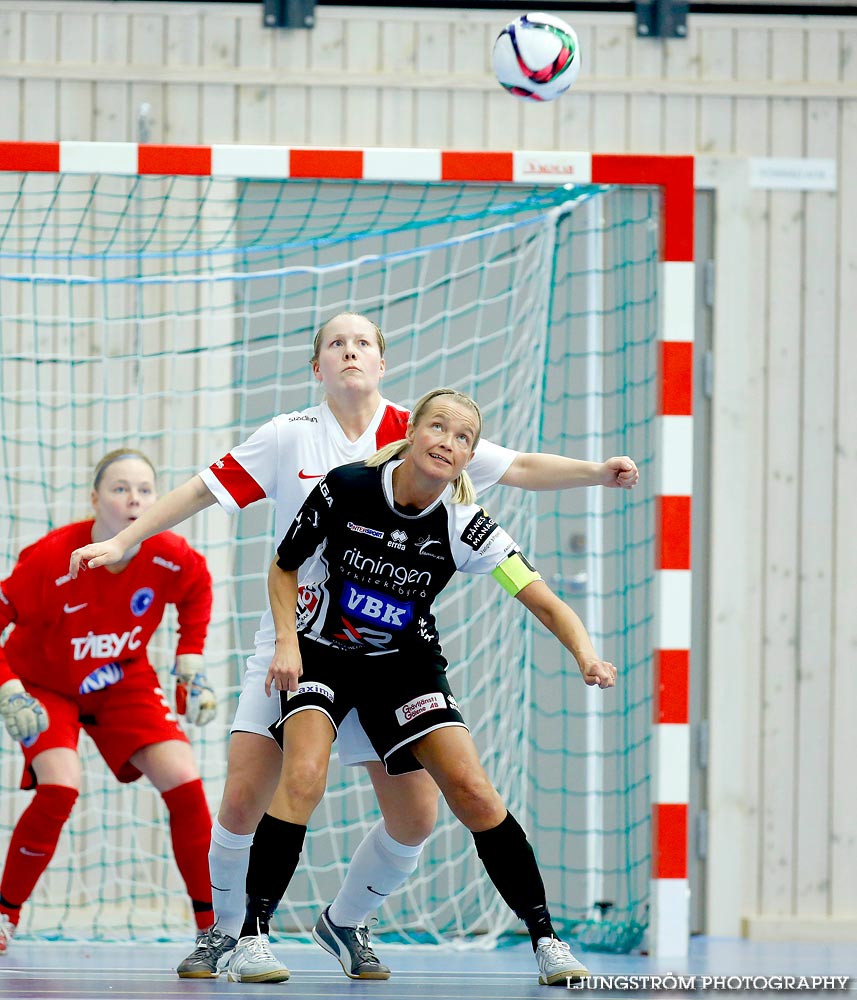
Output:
[0,521,212,696]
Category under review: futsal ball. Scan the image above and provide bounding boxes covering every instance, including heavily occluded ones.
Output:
[492,12,580,102]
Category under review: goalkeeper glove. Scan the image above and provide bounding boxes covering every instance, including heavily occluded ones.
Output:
[0,679,49,745]
[172,664,217,726]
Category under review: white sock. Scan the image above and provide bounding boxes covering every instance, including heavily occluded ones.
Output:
[328,820,425,928]
[208,819,255,940]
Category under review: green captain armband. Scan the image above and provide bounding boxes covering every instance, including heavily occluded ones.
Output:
[492,550,541,597]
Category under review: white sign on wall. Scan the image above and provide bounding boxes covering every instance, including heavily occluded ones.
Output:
[749,158,837,191]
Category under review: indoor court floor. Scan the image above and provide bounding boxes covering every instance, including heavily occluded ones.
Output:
[0,937,853,1000]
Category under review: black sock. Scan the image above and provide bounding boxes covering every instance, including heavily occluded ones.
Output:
[471,811,557,949]
[240,813,307,938]
[522,903,557,949]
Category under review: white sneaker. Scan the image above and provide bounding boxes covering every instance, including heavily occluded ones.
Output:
[535,936,589,985]
[224,932,290,983]
[0,913,15,955]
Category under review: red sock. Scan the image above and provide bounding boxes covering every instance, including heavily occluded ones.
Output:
[0,784,78,924]
[162,779,213,931]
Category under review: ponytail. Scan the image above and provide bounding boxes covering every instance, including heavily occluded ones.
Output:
[366,439,409,468]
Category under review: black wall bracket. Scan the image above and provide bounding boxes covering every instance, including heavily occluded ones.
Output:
[263,0,316,29]
[636,0,688,38]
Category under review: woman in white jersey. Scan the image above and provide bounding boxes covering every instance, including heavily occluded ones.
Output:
[69,312,638,980]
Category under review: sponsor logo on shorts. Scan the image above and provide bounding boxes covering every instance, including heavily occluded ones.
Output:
[447,693,459,711]
[341,581,413,630]
[288,680,334,702]
[347,521,384,539]
[130,587,155,616]
[395,692,446,725]
[332,617,394,649]
[461,509,499,551]
[79,661,125,695]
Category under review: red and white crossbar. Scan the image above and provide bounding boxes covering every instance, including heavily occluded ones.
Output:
[0,140,694,957]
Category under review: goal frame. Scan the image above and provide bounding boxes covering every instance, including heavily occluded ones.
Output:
[0,139,695,958]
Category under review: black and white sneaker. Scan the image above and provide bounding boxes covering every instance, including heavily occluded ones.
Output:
[176,926,237,979]
[312,905,391,980]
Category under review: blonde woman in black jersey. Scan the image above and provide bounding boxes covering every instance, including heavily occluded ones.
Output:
[226,389,616,987]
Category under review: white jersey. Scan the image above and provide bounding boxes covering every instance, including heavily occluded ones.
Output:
[199,397,517,647]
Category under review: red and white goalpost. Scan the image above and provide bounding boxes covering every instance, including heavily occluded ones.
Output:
[0,141,693,956]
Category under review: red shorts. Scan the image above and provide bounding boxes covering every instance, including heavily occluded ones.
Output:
[17,663,189,790]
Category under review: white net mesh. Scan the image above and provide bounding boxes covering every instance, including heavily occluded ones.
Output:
[0,172,658,949]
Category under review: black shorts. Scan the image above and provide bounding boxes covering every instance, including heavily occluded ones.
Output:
[269,633,467,775]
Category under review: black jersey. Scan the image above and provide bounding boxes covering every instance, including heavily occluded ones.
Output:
[276,459,521,654]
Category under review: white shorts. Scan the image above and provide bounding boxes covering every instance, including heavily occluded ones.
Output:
[229,644,379,767]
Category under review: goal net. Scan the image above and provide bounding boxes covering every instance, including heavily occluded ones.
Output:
[0,167,658,952]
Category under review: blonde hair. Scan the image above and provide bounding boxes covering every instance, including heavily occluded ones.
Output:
[366,388,482,505]
[311,312,386,365]
[93,448,156,490]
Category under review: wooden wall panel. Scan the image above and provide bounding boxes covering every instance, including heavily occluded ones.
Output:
[272,16,309,75]
[697,24,733,151]
[0,4,20,141]
[796,146,837,921]
[164,84,200,145]
[273,86,308,145]
[129,12,164,145]
[236,12,273,145]
[379,89,415,146]
[629,37,664,153]
[556,87,593,155]
[794,37,839,920]
[165,8,200,68]
[761,100,805,918]
[308,88,345,146]
[1,0,856,940]
[23,11,58,141]
[94,9,128,66]
[344,87,378,147]
[831,32,857,921]
[728,22,779,926]
[57,12,94,140]
[418,90,452,149]
[344,18,379,74]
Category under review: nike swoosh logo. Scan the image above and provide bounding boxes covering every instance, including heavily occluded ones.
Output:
[63,602,88,614]
[298,470,324,480]
[366,885,389,897]
[20,846,47,857]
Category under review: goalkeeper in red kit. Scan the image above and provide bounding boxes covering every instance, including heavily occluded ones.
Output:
[0,449,216,955]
